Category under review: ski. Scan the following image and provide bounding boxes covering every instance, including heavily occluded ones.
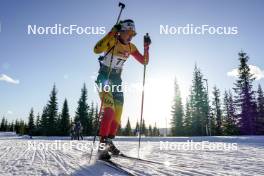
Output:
[114,153,186,167]
[97,159,136,176]
[115,153,164,165]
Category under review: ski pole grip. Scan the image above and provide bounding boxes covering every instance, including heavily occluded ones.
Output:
[144,33,151,45]
[119,2,125,9]
[143,33,150,64]
[116,2,125,24]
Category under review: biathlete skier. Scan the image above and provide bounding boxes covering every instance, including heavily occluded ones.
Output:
[94,19,151,160]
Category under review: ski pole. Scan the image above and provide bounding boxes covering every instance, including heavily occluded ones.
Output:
[137,33,150,158]
[89,2,125,164]
[116,2,125,24]
[137,63,146,158]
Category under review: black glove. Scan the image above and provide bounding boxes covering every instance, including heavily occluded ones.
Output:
[112,23,122,32]
[144,33,151,46]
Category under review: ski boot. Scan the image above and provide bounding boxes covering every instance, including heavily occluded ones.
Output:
[97,137,111,160]
[108,136,120,156]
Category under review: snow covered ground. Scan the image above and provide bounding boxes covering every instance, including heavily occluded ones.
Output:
[0,132,264,176]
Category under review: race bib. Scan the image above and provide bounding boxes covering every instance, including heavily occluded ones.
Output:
[101,54,126,69]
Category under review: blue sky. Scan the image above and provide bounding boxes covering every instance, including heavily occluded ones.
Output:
[1,0,264,128]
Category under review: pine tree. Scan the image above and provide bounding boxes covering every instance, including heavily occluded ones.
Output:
[0,117,5,131]
[222,90,238,135]
[92,104,100,135]
[57,114,62,135]
[171,78,184,136]
[148,124,153,136]
[75,84,89,135]
[60,99,71,136]
[47,85,59,136]
[211,86,223,135]
[233,51,257,135]
[153,123,160,136]
[88,102,95,136]
[134,121,140,136]
[6,122,10,131]
[183,98,192,136]
[141,119,146,135]
[2,117,8,131]
[40,106,49,135]
[189,65,209,136]
[4,118,8,131]
[19,120,26,135]
[34,113,41,135]
[36,113,41,129]
[9,121,14,131]
[28,108,35,136]
[256,85,264,134]
[14,120,20,134]
[123,118,132,136]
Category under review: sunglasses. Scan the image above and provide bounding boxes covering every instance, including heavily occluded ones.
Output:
[120,30,137,37]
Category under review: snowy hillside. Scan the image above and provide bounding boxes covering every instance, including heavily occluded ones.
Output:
[0,132,264,175]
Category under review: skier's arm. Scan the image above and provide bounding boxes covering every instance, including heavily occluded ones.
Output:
[94,24,122,54]
[131,43,149,65]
